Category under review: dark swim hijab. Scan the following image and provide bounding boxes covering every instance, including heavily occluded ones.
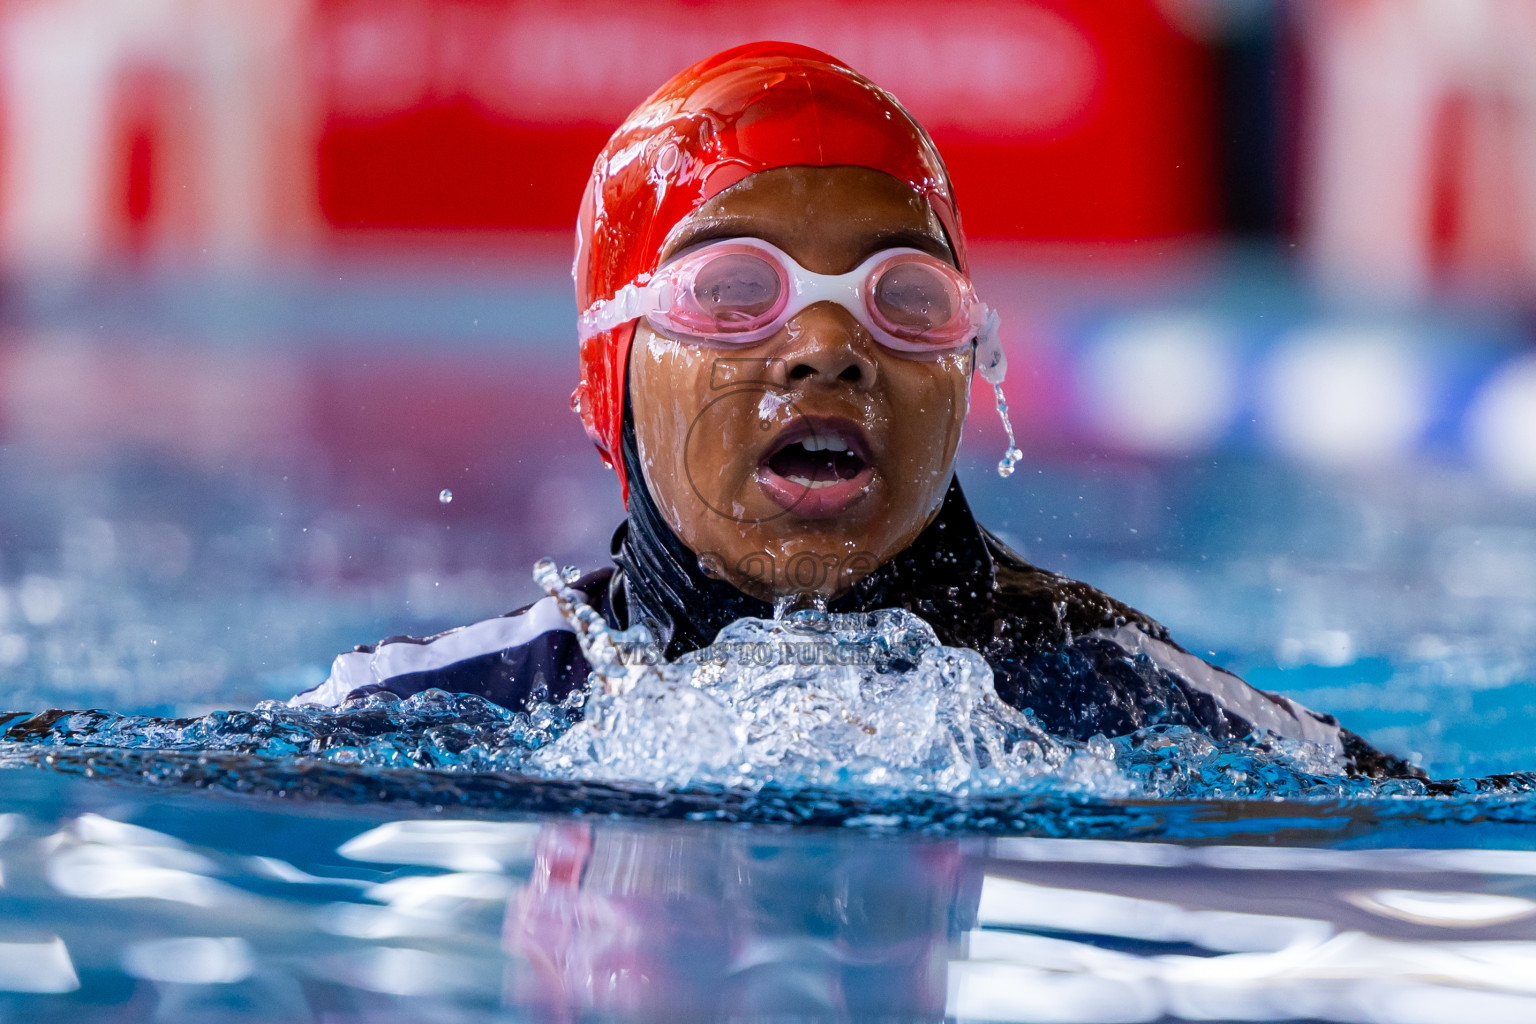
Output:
[571,41,975,504]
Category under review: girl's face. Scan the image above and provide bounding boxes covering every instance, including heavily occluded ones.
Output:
[629,166,972,601]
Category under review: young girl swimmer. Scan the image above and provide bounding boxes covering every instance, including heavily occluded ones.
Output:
[293,43,1416,779]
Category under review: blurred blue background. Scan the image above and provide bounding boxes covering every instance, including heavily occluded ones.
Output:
[0,0,1533,778]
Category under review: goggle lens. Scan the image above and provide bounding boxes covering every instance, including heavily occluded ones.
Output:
[871,258,961,337]
[684,251,784,331]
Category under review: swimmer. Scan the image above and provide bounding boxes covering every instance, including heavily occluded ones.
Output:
[293,43,1417,779]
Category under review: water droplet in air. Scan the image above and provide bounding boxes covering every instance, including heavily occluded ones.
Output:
[773,591,829,628]
[438,489,453,504]
[991,382,1024,478]
[997,448,1023,478]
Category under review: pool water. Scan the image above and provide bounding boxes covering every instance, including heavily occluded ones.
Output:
[5,770,1536,1023]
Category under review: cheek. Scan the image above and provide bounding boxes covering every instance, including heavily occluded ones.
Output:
[884,361,969,467]
[632,338,699,482]
[631,333,766,508]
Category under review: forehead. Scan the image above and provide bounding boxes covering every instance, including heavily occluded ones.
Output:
[660,166,952,272]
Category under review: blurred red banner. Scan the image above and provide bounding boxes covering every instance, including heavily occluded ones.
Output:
[312,0,1216,239]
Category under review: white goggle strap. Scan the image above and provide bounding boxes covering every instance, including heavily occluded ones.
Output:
[577,279,673,342]
[974,307,1006,384]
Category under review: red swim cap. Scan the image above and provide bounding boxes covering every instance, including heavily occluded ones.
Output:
[572,41,968,504]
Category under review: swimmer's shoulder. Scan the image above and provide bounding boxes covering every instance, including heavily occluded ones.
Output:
[290,567,617,710]
[977,526,1422,779]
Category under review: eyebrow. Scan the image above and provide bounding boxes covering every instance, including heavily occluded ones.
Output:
[865,227,956,265]
[662,219,956,268]
[662,218,762,259]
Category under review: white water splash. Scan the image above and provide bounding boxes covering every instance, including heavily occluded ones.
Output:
[528,560,1127,794]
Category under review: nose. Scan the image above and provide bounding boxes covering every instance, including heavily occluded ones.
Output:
[778,302,879,390]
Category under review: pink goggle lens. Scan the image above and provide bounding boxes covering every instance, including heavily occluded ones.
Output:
[868,254,967,343]
[671,248,787,335]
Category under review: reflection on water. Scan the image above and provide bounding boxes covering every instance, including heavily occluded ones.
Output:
[3,772,1536,1022]
[503,821,965,1018]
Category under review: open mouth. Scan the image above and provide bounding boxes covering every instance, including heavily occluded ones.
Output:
[757,419,876,516]
[765,434,867,489]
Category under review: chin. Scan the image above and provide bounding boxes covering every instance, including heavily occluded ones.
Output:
[747,528,890,596]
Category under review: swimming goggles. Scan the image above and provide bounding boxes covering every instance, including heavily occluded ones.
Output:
[578,237,1007,385]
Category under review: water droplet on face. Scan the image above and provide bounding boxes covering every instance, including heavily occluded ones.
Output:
[438,489,453,504]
